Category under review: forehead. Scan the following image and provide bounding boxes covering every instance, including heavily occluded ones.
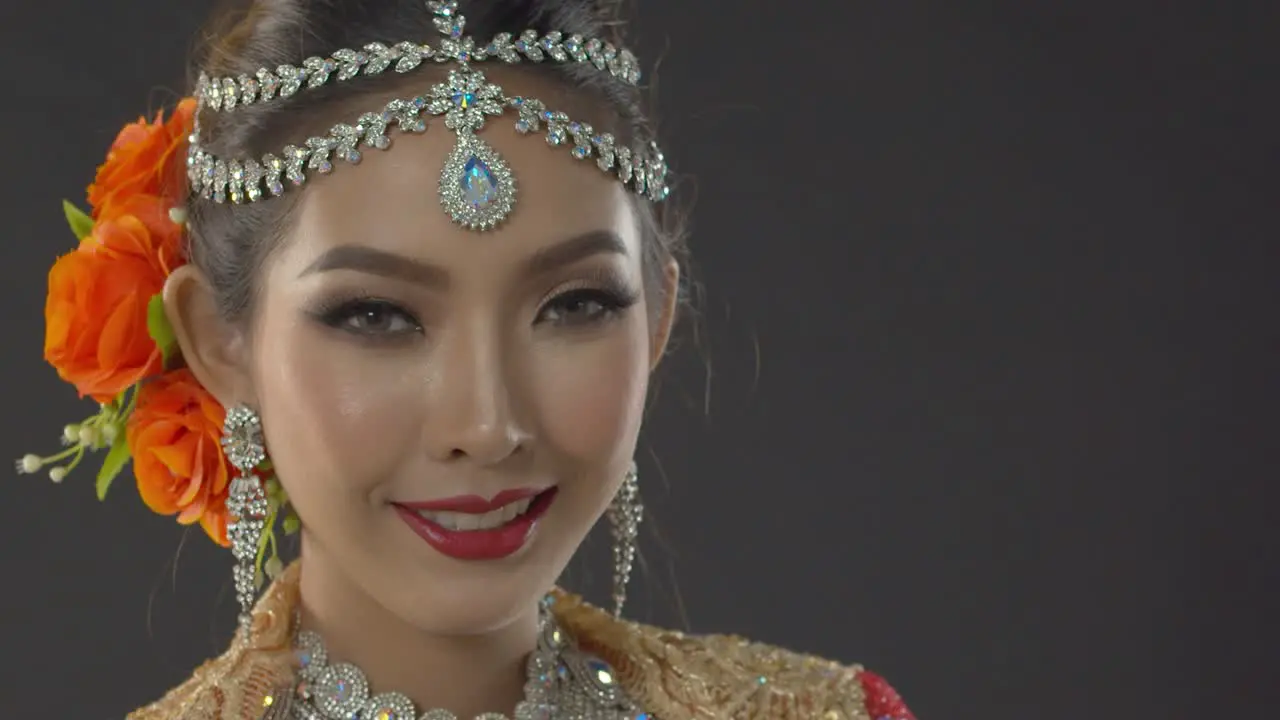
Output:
[282,68,639,268]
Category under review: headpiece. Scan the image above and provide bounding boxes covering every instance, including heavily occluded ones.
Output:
[188,0,671,230]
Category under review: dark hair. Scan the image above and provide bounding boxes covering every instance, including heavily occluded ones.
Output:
[185,0,689,325]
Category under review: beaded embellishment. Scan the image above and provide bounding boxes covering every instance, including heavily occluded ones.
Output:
[271,596,651,720]
[187,0,669,231]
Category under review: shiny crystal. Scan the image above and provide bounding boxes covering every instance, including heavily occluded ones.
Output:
[461,155,497,208]
[186,5,668,223]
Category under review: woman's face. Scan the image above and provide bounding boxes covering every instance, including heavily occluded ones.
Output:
[236,80,674,633]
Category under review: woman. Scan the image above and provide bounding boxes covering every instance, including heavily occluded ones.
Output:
[19,0,915,718]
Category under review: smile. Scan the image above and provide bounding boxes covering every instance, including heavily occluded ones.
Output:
[391,487,558,561]
[416,496,536,531]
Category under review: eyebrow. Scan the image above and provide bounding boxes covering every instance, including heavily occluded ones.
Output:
[297,229,628,287]
[522,229,628,277]
[298,244,450,288]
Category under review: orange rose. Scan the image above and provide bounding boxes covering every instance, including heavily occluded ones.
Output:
[127,369,232,547]
[44,214,173,403]
[88,193,185,275]
[87,98,196,217]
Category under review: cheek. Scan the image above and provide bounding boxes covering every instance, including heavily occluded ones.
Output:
[527,315,650,466]
[251,315,424,502]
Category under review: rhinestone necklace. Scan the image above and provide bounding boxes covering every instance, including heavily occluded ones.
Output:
[264,595,649,720]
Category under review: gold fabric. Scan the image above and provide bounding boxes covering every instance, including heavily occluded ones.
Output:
[128,563,876,720]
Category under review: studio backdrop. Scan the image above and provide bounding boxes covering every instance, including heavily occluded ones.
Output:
[0,1,1276,718]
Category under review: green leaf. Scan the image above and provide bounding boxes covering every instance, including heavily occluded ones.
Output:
[62,200,95,240]
[96,437,131,501]
[146,294,177,364]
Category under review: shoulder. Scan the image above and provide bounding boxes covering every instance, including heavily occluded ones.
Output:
[126,571,301,720]
[629,626,915,720]
[554,594,915,720]
[125,655,224,720]
[126,646,297,720]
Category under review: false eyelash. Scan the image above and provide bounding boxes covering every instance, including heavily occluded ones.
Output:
[547,266,640,305]
[537,269,641,322]
[307,292,422,331]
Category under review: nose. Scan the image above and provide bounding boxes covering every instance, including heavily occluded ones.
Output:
[423,322,529,466]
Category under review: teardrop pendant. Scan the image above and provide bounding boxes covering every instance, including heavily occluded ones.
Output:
[438,131,516,230]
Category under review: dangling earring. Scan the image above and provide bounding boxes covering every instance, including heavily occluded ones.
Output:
[221,404,268,632]
[606,461,643,618]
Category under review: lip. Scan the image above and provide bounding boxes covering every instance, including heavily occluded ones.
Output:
[397,487,548,514]
[392,487,558,561]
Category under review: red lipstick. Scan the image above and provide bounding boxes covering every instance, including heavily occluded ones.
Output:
[398,487,545,514]
[392,487,557,561]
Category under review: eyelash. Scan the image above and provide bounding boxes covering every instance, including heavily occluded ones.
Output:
[311,296,422,341]
[536,280,639,327]
[310,280,639,340]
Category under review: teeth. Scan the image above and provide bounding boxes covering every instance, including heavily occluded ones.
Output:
[418,497,534,531]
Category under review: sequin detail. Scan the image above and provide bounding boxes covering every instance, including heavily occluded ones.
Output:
[857,670,916,720]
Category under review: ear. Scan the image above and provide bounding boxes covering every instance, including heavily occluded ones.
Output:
[648,258,681,372]
[163,265,255,408]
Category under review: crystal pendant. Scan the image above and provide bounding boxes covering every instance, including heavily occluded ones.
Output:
[462,155,497,206]
[438,132,516,230]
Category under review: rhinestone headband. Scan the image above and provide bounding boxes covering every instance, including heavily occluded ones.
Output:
[186,0,670,231]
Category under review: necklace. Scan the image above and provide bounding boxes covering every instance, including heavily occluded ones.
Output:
[262,595,649,720]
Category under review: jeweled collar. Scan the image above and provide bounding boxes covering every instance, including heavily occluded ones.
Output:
[241,562,648,720]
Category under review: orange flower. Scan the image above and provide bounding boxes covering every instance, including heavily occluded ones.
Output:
[87,193,185,275]
[87,98,196,217]
[43,214,173,403]
[126,369,232,547]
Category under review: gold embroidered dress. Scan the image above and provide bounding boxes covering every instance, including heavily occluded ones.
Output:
[128,564,915,720]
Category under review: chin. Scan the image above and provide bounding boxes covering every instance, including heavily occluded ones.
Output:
[377,528,569,637]
[391,571,547,636]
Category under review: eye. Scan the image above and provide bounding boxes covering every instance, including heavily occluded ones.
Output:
[537,288,635,327]
[318,298,421,337]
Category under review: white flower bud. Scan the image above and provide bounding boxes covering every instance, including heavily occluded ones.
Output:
[264,556,284,579]
[18,454,42,474]
[63,424,81,444]
[168,207,188,225]
[78,425,99,446]
[49,467,68,483]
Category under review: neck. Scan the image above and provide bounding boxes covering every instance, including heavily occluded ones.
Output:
[295,549,538,718]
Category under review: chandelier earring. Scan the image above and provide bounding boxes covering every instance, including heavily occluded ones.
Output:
[606,461,643,618]
[221,404,269,632]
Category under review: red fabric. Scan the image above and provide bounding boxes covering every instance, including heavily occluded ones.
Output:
[857,669,916,719]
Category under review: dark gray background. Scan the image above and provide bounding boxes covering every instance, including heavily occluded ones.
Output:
[1,1,1276,718]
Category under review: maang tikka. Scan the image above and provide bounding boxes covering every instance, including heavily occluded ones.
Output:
[187,0,670,232]
[606,461,643,618]
[221,404,269,631]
